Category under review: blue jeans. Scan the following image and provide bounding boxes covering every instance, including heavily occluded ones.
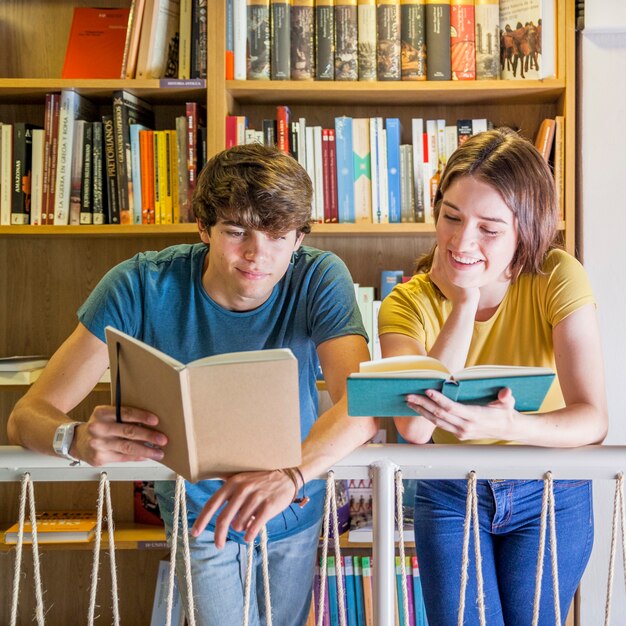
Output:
[414,479,593,626]
[165,520,321,626]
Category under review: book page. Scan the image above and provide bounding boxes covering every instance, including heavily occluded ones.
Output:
[455,365,554,380]
[355,354,450,377]
[188,347,295,369]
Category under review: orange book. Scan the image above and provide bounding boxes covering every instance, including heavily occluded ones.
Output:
[62,7,131,79]
[362,556,374,626]
[3,510,97,544]
[534,118,557,163]
[139,129,155,224]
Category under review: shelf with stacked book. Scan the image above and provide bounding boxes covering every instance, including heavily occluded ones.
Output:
[0,522,167,552]
[225,79,567,107]
[0,78,206,104]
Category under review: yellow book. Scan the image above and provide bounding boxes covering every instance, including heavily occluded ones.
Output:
[3,510,97,544]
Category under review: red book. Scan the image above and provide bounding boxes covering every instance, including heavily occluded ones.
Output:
[322,128,332,222]
[327,128,339,223]
[450,0,476,80]
[41,93,61,225]
[276,105,291,153]
[225,116,239,148]
[62,7,131,79]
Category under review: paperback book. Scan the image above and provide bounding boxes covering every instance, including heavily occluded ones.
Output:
[347,355,555,417]
[106,327,302,482]
[4,510,97,544]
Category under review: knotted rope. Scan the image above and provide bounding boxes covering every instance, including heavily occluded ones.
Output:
[10,472,45,626]
[458,471,486,626]
[604,472,626,625]
[317,471,346,626]
[532,471,561,626]
[168,475,196,626]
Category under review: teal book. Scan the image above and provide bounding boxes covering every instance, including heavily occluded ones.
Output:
[327,555,339,626]
[347,355,555,417]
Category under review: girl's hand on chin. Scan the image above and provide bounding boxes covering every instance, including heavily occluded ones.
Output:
[429,246,480,308]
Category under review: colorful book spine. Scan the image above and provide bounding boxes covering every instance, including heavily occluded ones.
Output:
[130,124,149,224]
[399,144,415,223]
[377,0,401,80]
[450,0,476,79]
[352,117,372,223]
[334,116,355,223]
[335,0,358,80]
[385,118,402,223]
[411,117,425,222]
[270,0,291,79]
[92,121,106,225]
[425,0,452,80]
[11,123,37,225]
[291,0,315,79]
[41,92,61,225]
[316,0,335,80]
[344,556,358,626]
[248,0,271,79]
[411,555,427,626]
[327,128,339,222]
[139,129,155,224]
[233,0,247,79]
[357,0,377,81]
[405,557,416,626]
[353,556,366,626]
[30,128,45,225]
[401,0,426,80]
[79,122,94,225]
[474,0,499,79]
[276,105,291,153]
[102,114,120,224]
[328,555,339,626]
[361,556,373,626]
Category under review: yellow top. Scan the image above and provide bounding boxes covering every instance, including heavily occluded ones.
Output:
[378,249,596,444]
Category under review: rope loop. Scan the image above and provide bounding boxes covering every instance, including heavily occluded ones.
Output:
[604,472,626,625]
[10,472,45,626]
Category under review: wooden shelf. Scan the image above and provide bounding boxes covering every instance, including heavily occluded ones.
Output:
[0,78,206,104]
[0,522,167,552]
[226,79,566,106]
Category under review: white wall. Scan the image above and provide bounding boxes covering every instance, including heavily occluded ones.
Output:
[580,18,626,624]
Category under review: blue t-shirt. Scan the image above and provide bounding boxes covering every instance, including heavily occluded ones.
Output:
[78,243,366,543]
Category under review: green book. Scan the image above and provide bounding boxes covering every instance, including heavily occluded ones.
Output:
[347,355,555,417]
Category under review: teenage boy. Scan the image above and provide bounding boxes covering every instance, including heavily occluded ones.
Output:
[8,143,377,626]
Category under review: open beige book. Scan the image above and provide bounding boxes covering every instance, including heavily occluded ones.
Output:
[105,327,302,482]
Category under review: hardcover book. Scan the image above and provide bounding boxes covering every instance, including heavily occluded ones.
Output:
[400,0,426,80]
[335,0,358,80]
[425,0,452,80]
[357,0,377,81]
[291,0,315,80]
[315,0,335,80]
[347,354,555,417]
[475,0,500,79]
[61,7,131,79]
[247,0,271,79]
[499,0,556,80]
[450,0,476,80]
[270,0,291,79]
[376,0,401,80]
[106,326,302,482]
[3,510,97,544]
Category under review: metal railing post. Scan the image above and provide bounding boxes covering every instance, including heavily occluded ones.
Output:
[371,458,397,626]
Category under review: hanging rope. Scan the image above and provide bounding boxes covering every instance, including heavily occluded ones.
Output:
[604,473,626,625]
[458,471,486,626]
[10,472,45,626]
[87,472,120,626]
[243,526,273,626]
[532,471,561,626]
[168,475,197,626]
[395,470,410,626]
[316,472,346,626]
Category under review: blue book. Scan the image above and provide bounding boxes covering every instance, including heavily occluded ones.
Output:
[335,116,355,223]
[347,355,555,417]
[380,269,404,300]
[344,556,358,626]
[385,118,402,223]
[327,556,339,626]
[129,123,149,224]
[411,556,427,626]
[352,556,366,626]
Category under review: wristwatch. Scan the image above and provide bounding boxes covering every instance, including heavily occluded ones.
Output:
[52,421,82,463]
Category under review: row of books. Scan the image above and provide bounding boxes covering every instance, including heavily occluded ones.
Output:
[227,108,494,224]
[228,0,554,82]
[309,555,428,626]
[61,1,207,81]
[0,90,206,227]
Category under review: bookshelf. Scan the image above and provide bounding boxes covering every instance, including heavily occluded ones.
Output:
[0,0,577,623]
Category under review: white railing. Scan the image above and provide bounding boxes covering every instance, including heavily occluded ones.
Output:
[2,444,626,625]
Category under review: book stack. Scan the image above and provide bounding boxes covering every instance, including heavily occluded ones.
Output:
[223,109,494,226]
[0,355,48,385]
[228,0,556,82]
[310,554,428,625]
[3,510,98,544]
[0,91,206,227]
